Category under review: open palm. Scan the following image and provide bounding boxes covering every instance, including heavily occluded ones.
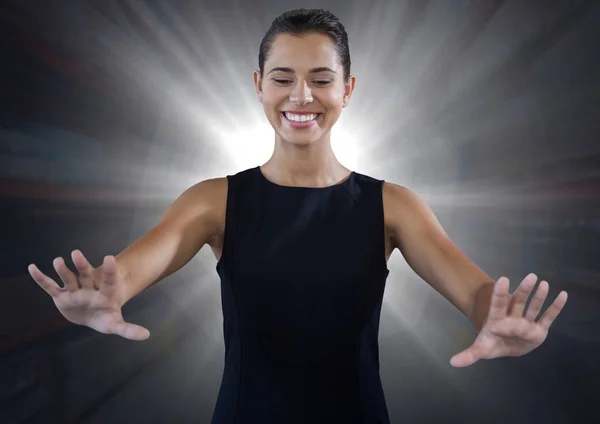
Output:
[28,250,149,341]
[450,273,568,367]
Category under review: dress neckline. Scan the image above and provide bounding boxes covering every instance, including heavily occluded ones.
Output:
[256,166,355,190]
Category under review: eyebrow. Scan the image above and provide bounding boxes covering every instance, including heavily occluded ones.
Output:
[267,67,337,75]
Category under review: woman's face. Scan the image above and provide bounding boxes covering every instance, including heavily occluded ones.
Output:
[254,32,355,146]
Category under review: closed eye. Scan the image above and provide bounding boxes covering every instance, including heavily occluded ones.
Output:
[272,79,332,86]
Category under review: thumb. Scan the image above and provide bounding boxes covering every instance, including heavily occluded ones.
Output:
[112,321,151,341]
[450,345,481,368]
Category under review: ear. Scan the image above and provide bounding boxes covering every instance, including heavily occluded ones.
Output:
[253,70,263,103]
[342,74,356,108]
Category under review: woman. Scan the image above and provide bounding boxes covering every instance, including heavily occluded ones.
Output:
[29,9,568,424]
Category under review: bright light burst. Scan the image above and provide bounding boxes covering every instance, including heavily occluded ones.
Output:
[217,120,275,170]
[212,113,365,171]
[112,1,494,363]
[76,0,595,381]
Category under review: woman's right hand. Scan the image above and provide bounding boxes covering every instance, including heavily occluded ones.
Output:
[28,250,150,341]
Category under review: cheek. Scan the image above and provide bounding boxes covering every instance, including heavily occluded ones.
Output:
[261,98,279,116]
[321,93,345,115]
[321,87,345,106]
[262,94,285,114]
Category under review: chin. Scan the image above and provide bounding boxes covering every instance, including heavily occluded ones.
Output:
[280,132,322,146]
[285,135,320,145]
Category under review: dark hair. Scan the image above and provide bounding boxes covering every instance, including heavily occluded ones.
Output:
[258,9,351,82]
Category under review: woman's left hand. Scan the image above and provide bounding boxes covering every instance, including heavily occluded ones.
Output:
[450,274,568,368]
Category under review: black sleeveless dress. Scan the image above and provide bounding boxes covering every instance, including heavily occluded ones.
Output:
[211,166,391,424]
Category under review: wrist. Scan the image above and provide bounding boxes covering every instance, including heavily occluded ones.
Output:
[468,281,495,332]
[114,256,133,305]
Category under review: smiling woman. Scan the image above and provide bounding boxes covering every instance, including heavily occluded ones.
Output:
[27,7,568,424]
[254,30,354,152]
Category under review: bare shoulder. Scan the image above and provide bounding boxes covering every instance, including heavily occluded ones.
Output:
[382,181,443,247]
[382,181,424,222]
[382,181,415,202]
[181,177,228,204]
[187,176,227,219]
[162,177,228,243]
[183,177,228,255]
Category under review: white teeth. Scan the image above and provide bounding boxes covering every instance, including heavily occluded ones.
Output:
[284,112,318,122]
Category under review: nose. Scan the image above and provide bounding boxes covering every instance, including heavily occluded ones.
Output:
[289,79,313,105]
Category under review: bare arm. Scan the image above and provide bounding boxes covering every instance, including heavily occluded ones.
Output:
[28,177,227,340]
[116,177,227,303]
[383,182,494,330]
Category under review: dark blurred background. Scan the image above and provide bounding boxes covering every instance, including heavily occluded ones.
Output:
[1,0,599,423]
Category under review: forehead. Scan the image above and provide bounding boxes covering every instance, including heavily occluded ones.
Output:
[266,32,340,71]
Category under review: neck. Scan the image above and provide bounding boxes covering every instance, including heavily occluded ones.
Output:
[262,133,349,187]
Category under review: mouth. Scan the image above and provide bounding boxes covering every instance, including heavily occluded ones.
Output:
[281,111,322,128]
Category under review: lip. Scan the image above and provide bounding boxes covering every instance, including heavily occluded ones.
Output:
[281,110,321,115]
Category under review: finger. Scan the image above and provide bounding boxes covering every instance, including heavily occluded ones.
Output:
[538,291,568,331]
[524,280,549,321]
[508,273,537,317]
[53,257,80,292]
[450,346,480,368]
[71,249,96,289]
[99,255,118,296]
[112,321,150,341]
[28,264,63,297]
[487,277,511,322]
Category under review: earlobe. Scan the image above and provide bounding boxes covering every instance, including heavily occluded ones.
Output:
[342,92,352,108]
[257,84,263,103]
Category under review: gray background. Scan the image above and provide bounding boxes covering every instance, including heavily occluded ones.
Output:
[1,1,599,423]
